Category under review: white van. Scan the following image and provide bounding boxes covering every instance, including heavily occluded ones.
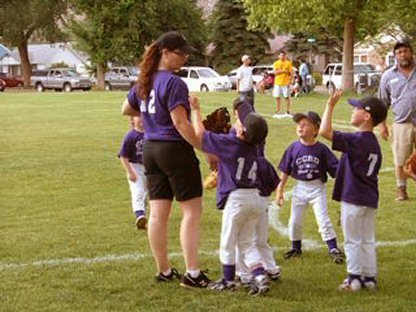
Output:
[322,63,381,91]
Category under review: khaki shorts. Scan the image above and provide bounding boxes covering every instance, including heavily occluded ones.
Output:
[392,122,416,166]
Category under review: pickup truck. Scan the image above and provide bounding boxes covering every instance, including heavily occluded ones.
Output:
[104,66,139,91]
[31,68,93,92]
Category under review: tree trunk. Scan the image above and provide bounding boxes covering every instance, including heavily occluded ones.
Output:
[341,17,356,91]
[17,41,31,89]
[96,63,106,90]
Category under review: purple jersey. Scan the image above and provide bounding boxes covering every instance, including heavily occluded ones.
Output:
[332,131,382,209]
[202,131,260,209]
[279,141,339,183]
[118,129,145,164]
[127,70,190,141]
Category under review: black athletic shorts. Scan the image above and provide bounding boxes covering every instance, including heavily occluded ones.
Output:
[143,140,203,201]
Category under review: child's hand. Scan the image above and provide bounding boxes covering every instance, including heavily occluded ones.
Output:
[276,192,284,207]
[128,171,137,182]
[189,95,200,111]
[327,88,343,108]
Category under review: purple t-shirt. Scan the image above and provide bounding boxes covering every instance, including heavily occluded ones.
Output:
[279,141,339,182]
[127,70,190,141]
[202,131,260,209]
[118,129,145,164]
[332,131,382,208]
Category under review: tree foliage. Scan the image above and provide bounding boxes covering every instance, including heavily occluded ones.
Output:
[70,0,207,88]
[242,0,389,90]
[0,0,69,86]
[208,0,272,74]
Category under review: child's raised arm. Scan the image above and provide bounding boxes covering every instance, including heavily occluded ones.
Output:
[319,89,343,141]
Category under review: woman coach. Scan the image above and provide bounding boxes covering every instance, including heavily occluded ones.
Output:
[121,31,210,288]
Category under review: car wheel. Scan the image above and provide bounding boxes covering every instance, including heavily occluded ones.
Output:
[200,84,209,92]
[64,83,72,92]
[36,83,44,92]
[105,82,111,91]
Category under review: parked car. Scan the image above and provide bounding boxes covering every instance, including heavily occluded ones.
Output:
[31,68,93,92]
[104,66,139,91]
[322,63,381,92]
[177,67,231,92]
[0,79,6,92]
[226,68,238,89]
[0,72,24,88]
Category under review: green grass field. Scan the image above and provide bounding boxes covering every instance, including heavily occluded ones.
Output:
[1,90,415,312]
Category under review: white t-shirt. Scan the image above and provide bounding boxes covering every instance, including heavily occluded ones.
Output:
[236,65,253,92]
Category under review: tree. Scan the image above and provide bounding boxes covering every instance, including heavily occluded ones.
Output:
[208,0,272,74]
[243,0,389,91]
[70,0,207,89]
[0,0,69,87]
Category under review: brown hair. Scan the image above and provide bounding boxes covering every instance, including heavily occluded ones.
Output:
[137,41,161,101]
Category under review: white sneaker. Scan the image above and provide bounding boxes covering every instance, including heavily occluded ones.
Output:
[362,277,377,290]
[249,274,270,296]
[338,277,362,292]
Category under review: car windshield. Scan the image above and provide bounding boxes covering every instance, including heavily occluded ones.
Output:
[62,69,80,77]
[354,64,376,73]
[127,67,139,75]
[197,68,219,78]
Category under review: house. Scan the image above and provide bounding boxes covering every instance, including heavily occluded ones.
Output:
[0,44,20,75]
[0,42,90,75]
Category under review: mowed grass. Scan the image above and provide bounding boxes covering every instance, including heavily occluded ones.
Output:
[0,90,415,312]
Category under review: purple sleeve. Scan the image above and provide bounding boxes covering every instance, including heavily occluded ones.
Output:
[238,101,254,124]
[127,87,140,112]
[118,133,132,159]
[323,145,339,178]
[202,132,236,159]
[167,77,189,113]
[332,131,352,153]
[278,145,293,175]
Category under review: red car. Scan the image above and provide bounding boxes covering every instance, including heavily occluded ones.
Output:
[0,79,5,92]
[0,73,24,88]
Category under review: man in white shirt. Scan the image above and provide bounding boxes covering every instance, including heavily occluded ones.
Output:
[236,55,254,105]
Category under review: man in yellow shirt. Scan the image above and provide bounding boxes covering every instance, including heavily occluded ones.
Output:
[273,51,293,117]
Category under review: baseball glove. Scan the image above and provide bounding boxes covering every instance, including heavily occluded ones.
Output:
[404,152,416,180]
[202,107,231,134]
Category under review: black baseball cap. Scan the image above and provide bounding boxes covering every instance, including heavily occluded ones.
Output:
[234,97,254,123]
[393,40,413,53]
[348,96,388,126]
[244,112,268,145]
[157,31,194,54]
[293,111,321,127]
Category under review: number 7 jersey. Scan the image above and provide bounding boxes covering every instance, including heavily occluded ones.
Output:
[331,131,382,209]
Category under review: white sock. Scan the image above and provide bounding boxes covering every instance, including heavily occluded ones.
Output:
[397,179,406,188]
[162,268,172,276]
[187,269,200,278]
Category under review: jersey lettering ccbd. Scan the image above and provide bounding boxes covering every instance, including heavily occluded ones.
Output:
[332,131,382,209]
[118,129,145,164]
[278,141,339,183]
[127,70,190,141]
[202,130,259,209]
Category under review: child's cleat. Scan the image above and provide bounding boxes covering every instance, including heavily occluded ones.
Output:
[248,274,270,297]
[362,277,377,290]
[135,215,147,230]
[154,268,181,282]
[329,248,345,264]
[266,268,282,281]
[235,275,252,288]
[180,270,211,288]
[338,277,362,292]
[283,249,302,259]
[208,279,237,291]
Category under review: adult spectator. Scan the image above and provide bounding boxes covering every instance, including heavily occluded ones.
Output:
[236,55,254,105]
[273,51,293,116]
[299,59,310,94]
[121,31,211,287]
[379,40,416,201]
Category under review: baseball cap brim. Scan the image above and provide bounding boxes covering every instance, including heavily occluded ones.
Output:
[292,112,321,126]
[347,98,363,109]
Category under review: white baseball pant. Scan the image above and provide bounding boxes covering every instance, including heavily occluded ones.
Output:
[236,196,280,282]
[289,179,336,242]
[341,201,377,277]
[127,162,147,213]
[219,189,264,269]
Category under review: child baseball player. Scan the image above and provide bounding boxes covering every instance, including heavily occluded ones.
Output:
[276,111,344,264]
[233,99,282,287]
[118,115,147,230]
[319,90,387,291]
[190,97,271,296]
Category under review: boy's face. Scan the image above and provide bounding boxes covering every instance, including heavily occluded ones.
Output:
[131,116,143,128]
[351,107,371,127]
[296,118,318,139]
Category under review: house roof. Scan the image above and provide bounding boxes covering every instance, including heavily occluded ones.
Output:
[11,42,89,66]
[0,43,11,59]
